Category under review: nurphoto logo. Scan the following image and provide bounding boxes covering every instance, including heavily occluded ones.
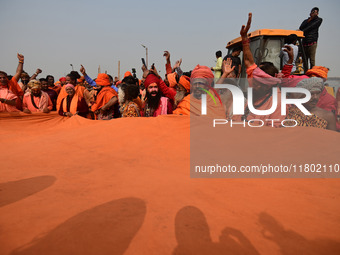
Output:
[200,84,312,128]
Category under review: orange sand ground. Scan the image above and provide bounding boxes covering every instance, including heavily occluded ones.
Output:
[0,112,340,255]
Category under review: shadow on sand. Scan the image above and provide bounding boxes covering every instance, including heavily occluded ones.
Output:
[0,176,56,207]
[11,197,146,255]
[173,206,260,255]
[259,212,340,255]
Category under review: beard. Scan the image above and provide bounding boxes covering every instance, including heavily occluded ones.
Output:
[32,91,42,97]
[146,90,162,110]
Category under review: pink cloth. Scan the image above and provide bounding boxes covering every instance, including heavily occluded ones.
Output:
[143,97,173,117]
[65,84,75,90]
[159,97,169,115]
[280,64,309,87]
[0,88,19,112]
[317,88,337,113]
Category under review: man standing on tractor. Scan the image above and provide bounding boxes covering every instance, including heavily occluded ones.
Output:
[299,7,323,69]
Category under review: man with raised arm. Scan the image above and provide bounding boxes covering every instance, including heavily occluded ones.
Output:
[0,53,25,112]
[141,66,173,117]
[80,65,119,120]
[233,13,285,127]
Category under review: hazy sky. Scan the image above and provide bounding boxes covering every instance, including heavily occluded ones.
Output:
[1,0,339,80]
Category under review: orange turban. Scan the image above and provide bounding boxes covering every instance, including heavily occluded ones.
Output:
[305,66,329,79]
[124,71,132,78]
[96,73,111,86]
[191,65,214,79]
[144,74,160,88]
[167,73,177,88]
[179,75,190,93]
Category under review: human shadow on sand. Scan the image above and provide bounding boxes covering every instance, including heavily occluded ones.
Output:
[259,212,340,255]
[173,206,260,255]
[11,197,146,255]
[0,175,56,207]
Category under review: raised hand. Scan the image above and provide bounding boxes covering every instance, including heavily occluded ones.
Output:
[222,58,235,75]
[36,68,42,74]
[80,65,86,75]
[283,45,295,64]
[17,53,24,62]
[283,45,294,57]
[141,64,147,73]
[173,58,182,69]
[163,51,170,62]
[240,13,252,38]
[149,65,160,78]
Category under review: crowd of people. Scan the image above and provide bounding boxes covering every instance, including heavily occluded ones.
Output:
[0,10,339,131]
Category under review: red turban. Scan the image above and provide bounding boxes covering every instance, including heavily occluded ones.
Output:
[144,74,160,88]
[59,77,66,82]
[96,73,111,86]
[306,66,329,79]
[179,75,190,93]
[191,65,214,79]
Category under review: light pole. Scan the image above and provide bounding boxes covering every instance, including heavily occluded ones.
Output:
[70,64,74,71]
[141,44,148,68]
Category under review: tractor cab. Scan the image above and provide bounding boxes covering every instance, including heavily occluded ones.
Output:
[226,29,307,92]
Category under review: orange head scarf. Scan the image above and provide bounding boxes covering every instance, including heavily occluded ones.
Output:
[179,75,190,93]
[305,66,329,79]
[167,73,177,88]
[124,71,132,78]
[96,73,111,86]
[54,81,61,86]
[191,65,214,79]
[77,76,85,84]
